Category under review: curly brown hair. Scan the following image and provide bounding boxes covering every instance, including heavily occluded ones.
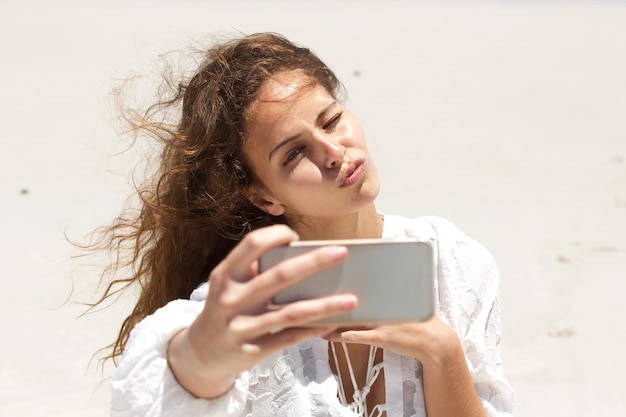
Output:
[87,32,343,363]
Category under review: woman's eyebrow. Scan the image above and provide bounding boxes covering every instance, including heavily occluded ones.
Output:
[316,101,339,125]
[269,134,300,162]
[268,101,339,162]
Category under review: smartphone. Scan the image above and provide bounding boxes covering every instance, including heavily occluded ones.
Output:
[259,238,435,326]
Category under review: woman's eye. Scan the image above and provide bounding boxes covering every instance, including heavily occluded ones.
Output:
[323,112,343,133]
[283,146,304,166]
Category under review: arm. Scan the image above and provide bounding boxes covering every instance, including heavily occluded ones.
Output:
[417,319,488,417]
[112,224,359,415]
[325,317,487,417]
[423,216,514,415]
[110,299,248,417]
[166,225,357,399]
[325,216,514,416]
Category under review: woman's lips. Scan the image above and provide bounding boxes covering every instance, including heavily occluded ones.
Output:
[341,160,366,187]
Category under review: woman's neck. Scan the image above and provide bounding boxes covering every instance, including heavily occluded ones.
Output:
[291,204,383,240]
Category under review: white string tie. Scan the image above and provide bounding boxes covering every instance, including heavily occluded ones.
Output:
[330,342,386,417]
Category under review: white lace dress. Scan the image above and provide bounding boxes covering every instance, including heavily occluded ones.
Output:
[111,215,514,416]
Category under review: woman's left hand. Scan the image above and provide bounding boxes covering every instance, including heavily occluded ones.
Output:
[322,315,458,366]
[324,317,488,417]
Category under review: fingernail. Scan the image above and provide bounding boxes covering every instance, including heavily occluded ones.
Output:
[338,294,358,309]
[329,246,347,261]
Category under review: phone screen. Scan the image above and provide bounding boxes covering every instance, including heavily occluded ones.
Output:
[260,238,435,325]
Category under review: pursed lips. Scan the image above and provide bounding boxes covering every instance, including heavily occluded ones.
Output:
[340,159,366,187]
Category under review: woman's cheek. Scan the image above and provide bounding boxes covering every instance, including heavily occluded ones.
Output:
[289,163,325,187]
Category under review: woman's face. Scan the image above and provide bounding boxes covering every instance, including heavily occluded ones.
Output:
[244,71,380,223]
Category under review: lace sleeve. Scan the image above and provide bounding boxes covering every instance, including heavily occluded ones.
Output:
[110,299,249,417]
[422,216,515,416]
[478,296,515,416]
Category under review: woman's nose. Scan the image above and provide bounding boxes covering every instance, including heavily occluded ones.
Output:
[320,137,345,169]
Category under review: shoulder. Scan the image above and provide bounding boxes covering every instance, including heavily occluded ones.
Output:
[383,213,469,245]
[384,213,500,291]
[422,216,495,262]
[386,213,493,257]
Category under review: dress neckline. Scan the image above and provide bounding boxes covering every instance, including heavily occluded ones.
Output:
[329,341,386,417]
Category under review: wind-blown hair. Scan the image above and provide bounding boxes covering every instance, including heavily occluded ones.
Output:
[88,32,342,363]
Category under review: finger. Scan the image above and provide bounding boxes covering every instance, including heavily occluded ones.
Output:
[222,224,299,282]
[241,245,348,307]
[244,326,339,359]
[213,243,347,318]
[230,293,357,341]
[323,327,384,346]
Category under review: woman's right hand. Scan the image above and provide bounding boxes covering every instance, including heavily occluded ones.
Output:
[167,224,358,399]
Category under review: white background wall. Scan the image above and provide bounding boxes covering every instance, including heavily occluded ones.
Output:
[1,1,625,416]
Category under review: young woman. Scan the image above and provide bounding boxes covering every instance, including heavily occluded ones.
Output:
[98,32,514,416]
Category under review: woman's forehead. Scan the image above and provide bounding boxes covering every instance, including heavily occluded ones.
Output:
[257,70,319,103]
[248,73,328,126]
[244,74,332,152]
[260,73,303,101]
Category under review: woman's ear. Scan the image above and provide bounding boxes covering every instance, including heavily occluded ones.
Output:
[247,187,286,217]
